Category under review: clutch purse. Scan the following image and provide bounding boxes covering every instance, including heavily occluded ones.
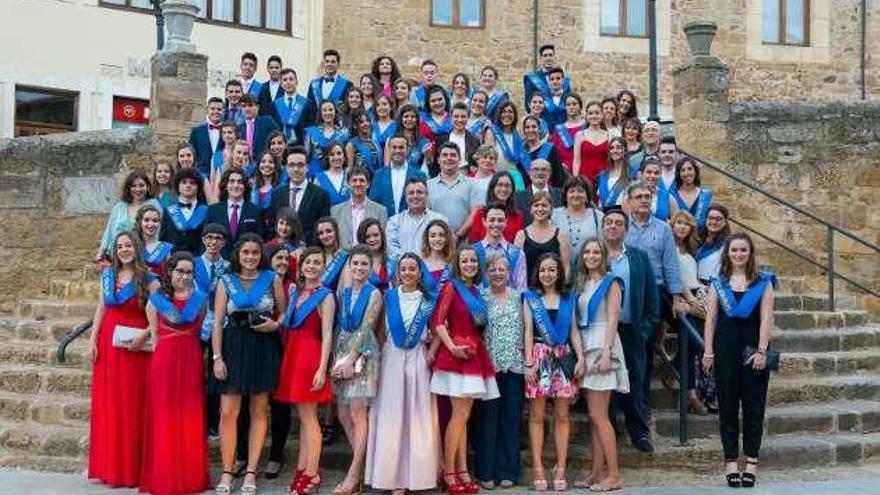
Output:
[112,325,154,352]
[742,346,779,371]
[332,354,365,379]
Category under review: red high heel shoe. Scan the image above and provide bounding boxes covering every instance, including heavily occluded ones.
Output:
[456,471,479,494]
[292,473,322,495]
[443,471,466,494]
[288,469,305,493]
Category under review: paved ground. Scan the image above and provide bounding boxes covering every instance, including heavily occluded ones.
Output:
[1,464,879,495]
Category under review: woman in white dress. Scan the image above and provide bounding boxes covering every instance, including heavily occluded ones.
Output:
[575,239,628,492]
[365,253,441,494]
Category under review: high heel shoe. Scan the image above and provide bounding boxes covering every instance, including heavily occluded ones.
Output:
[741,461,758,488]
[725,461,741,488]
[214,470,235,495]
[443,471,466,495]
[332,474,362,495]
[265,460,285,480]
[292,473,322,495]
[288,469,304,494]
[456,470,479,494]
[241,470,258,495]
[551,466,567,491]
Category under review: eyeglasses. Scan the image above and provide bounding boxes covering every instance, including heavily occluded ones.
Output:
[173,269,194,276]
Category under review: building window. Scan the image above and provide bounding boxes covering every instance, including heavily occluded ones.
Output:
[430,0,484,29]
[600,0,647,37]
[14,86,78,137]
[762,0,809,45]
[99,0,291,34]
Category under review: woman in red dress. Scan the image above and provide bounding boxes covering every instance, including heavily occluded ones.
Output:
[549,93,586,174]
[428,246,500,494]
[276,247,335,494]
[465,172,524,243]
[572,101,610,183]
[139,252,210,495]
[88,231,158,487]
[135,204,173,278]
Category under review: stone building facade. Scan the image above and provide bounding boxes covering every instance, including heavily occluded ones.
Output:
[323,0,878,115]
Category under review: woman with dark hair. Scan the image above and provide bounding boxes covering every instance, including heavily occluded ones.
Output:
[428,246,500,494]
[702,233,776,488]
[211,234,286,495]
[521,115,567,188]
[616,89,638,122]
[313,141,350,207]
[251,151,280,222]
[96,170,160,263]
[140,251,211,495]
[525,93,551,140]
[483,100,526,190]
[371,94,397,164]
[393,78,413,112]
[549,93,587,175]
[621,117,643,159]
[359,73,380,115]
[88,231,158,488]
[340,86,365,128]
[697,203,731,284]
[464,171,524,243]
[638,159,678,221]
[264,130,289,184]
[600,96,621,138]
[357,218,391,291]
[421,219,455,292]
[346,111,381,173]
[276,247,336,495]
[479,65,510,122]
[420,84,453,145]
[135,204,173,277]
[515,192,572,282]
[450,72,471,107]
[152,161,176,208]
[267,206,305,260]
[176,142,196,171]
[394,104,432,172]
[305,100,350,179]
[522,252,586,491]
[671,157,714,230]
[365,253,441,492]
[371,56,401,97]
[596,136,631,208]
[331,246,383,495]
[552,175,604,280]
[572,100,610,182]
[467,90,490,140]
[313,216,348,292]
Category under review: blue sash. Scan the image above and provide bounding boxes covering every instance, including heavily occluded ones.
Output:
[246,79,262,96]
[406,137,429,169]
[485,91,509,120]
[597,172,625,207]
[372,120,397,148]
[321,250,349,289]
[101,268,137,306]
[211,150,225,175]
[283,285,332,329]
[554,123,584,149]
[350,138,379,172]
[316,171,351,205]
[339,284,376,332]
[451,279,488,328]
[143,241,174,268]
[525,290,575,345]
[222,270,276,310]
[712,272,777,319]
[467,116,487,137]
[385,288,435,349]
[492,124,523,164]
[412,86,427,109]
[519,142,553,174]
[672,188,714,229]
[473,241,522,288]
[421,263,451,299]
[194,256,227,295]
[420,112,453,137]
[244,162,256,178]
[696,241,723,262]
[652,186,671,221]
[526,71,550,97]
[274,94,307,142]
[250,185,275,211]
[538,118,550,139]
[307,126,349,178]
[149,289,208,325]
[166,203,208,232]
[311,76,348,104]
[576,274,622,329]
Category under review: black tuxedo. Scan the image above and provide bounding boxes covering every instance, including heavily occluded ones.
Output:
[515,187,563,224]
[269,182,331,245]
[258,80,283,117]
[207,200,265,259]
[432,131,481,177]
[159,203,207,255]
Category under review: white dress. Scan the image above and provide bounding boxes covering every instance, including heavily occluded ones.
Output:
[364,290,441,490]
[578,279,630,393]
[697,245,723,282]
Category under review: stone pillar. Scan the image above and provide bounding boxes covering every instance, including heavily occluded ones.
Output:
[672,57,730,163]
[149,50,208,163]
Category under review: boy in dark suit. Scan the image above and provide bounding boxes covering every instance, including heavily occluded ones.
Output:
[258,55,284,116]
[307,49,353,109]
[269,146,330,244]
[189,97,225,177]
[239,52,262,96]
[223,80,245,125]
[269,68,311,146]
[160,167,209,254]
[207,169,264,258]
[237,94,279,161]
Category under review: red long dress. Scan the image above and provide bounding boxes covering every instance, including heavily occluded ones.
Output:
[139,298,210,495]
[275,293,333,403]
[549,124,584,174]
[576,139,609,183]
[88,286,151,487]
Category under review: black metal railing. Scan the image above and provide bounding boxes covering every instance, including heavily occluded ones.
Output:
[56,319,93,364]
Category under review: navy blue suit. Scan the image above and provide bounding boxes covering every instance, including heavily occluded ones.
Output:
[268,183,330,245]
[522,69,572,112]
[307,75,352,109]
[206,201,265,259]
[268,93,313,146]
[237,116,279,160]
[368,165,426,218]
[258,81,283,117]
[188,123,223,177]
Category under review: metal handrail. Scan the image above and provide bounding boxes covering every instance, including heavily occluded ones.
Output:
[56,319,93,364]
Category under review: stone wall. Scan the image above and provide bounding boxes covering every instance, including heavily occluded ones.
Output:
[322,0,877,113]
[0,129,154,313]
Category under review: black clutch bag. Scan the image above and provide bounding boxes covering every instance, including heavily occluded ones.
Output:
[742,346,780,371]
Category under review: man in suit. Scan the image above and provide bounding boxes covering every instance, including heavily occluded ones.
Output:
[237,94,279,161]
[258,55,283,115]
[239,52,262,97]
[160,167,209,254]
[331,166,388,249]
[308,49,353,109]
[515,158,562,223]
[223,80,245,125]
[189,97,225,177]
[207,169,264,259]
[369,134,426,218]
[432,102,480,176]
[269,146,330,244]
[269,68,311,146]
[603,206,660,454]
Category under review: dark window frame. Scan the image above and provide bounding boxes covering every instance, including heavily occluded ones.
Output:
[98,0,292,37]
[763,0,811,46]
[14,85,80,136]
[429,0,486,29]
[600,0,649,39]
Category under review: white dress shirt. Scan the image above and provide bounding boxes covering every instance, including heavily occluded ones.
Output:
[389,162,408,215]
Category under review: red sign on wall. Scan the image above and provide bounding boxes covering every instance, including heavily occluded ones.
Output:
[113,97,150,124]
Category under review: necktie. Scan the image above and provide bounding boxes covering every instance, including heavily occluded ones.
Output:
[209,123,221,130]
[287,97,293,111]
[290,186,300,211]
[324,77,335,83]
[229,203,240,238]
[178,202,192,209]
[246,120,255,152]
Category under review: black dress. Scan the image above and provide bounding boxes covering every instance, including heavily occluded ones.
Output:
[523,227,561,281]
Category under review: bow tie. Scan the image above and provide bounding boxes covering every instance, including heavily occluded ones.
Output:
[178,202,193,209]
[208,124,221,130]
[323,77,335,83]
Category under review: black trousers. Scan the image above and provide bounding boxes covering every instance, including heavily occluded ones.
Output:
[714,330,770,460]
[202,341,220,431]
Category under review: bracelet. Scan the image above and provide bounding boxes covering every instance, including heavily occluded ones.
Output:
[703,353,715,358]
[755,349,766,355]
[212,354,223,361]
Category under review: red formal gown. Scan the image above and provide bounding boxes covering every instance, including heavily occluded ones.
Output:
[577,139,609,182]
[275,307,333,403]
[139,299,210,495]
[549,124,583,174]
[88,288,151,487]
[467,207,525,244]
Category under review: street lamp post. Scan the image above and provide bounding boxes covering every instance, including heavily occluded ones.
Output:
[647,0,659,121]
[153,0,165,51]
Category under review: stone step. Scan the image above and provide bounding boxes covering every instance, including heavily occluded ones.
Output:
[774,293,858,312]
[652,400,880,439]
[0,365,91,398]
[48,279,100,302]
[778,350,880,377]
[0,421,87,461]
[0,340,91,370]
[17,300,95,321]
[774,310,871,330]
[773,326,879,353]
[0,317,90,343]
[0,393,90,427]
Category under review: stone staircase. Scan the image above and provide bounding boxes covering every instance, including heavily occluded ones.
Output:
[0,271,878,477]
